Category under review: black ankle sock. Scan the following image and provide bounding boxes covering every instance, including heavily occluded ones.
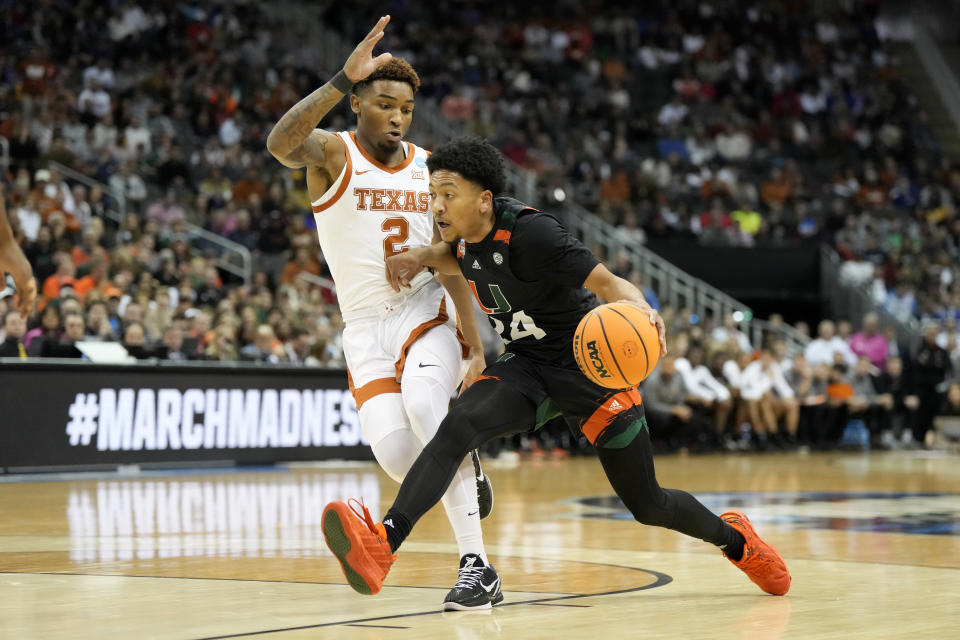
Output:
[719,523,746,561]
[382,508,411,553]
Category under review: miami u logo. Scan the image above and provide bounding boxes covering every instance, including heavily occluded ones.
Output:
[468,281,512,314]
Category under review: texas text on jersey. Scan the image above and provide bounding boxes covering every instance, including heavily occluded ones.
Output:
[452,197,600,364]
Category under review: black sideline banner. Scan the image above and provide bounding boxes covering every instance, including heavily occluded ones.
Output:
[0,363,374,471]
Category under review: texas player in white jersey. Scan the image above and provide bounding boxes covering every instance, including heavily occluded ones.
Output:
[266,16,501,609]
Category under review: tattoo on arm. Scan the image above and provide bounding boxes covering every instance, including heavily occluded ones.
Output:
[267,83,344,160]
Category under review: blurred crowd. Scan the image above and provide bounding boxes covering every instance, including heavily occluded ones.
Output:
[1,1,347,365]
[515,308,958,458]
[326,0,960,322]
[2,1,960,453]
[639,310,957,453]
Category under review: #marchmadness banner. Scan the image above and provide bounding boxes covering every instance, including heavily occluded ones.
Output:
[0,363,374,471]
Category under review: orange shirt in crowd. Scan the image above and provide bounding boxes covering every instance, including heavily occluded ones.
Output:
[42,274,74,301]
[281,258,321,285]
[73,275,113,301]
[761,179,792,206]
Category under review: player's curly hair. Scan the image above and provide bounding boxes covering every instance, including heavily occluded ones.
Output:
[426,137,507,195]
[353,58,421,94]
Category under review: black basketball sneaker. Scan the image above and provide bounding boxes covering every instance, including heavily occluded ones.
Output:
[443,553,504,610]
[471,450,494,519]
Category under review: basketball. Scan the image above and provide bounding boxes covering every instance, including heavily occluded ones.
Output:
[573,302,661,389]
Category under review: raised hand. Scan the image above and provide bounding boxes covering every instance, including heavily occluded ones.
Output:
[343,15,394,83]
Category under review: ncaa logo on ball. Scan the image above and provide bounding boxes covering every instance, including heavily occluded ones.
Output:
[622,341,638,358]
[493,252,503,265]
[586,340,611,379]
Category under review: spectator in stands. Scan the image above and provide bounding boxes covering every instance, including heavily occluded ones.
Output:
[74,256,111,302]
[642,354,708,450]
[760,168,792,209]
[108,161,148,213]
[739,348,799,448]
[711,314,752,353]
[205,324,239,361]
[885,282,917,322]
[240,324,284,363]
[939,382,960,418]
[849,312,889,369]
[233,168,266,206]
[41,253,76,305]
[146,189,186,231]
[13,194,42,243]
[24,303,61,352]
[0,310,28,358]
[874,356,920,448]
[258,210,292,285]
[195,267,224,308]
[122,322,151,358]
[39,310,85,359]
[914,324,952,444]
[284,327,313,365]
[229,209,259,251]
[673,338,734,446]
[825,363,868,442]
[161,325,188,361]
[805,320,857,367]
[850,355,894,441]
[281,246,322,286]
[84,299,116,340]
[77,77,112,127]
[783,355,825,445]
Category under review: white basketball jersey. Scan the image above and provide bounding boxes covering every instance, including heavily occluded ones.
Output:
[311,131,434,312]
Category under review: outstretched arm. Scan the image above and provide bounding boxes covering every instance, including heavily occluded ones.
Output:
[583,263,667,356]
[266,15,393,169]
[0,186,37,318]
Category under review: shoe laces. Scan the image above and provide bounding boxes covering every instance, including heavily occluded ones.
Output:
[453,563,486,591]
[347,498,380,536]
[347,498,395,568]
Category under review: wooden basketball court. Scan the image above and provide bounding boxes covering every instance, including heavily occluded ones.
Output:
[2,451,958,639]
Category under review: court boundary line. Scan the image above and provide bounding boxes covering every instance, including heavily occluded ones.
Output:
[187,567,673,640]
[0,565,670,639]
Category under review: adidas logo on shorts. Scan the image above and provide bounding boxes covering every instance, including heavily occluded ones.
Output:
[384,518,393,527]
[472,260,481,269]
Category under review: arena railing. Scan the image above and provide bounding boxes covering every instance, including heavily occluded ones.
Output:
[48,162,253,285]
[557,206,808,354]
[912,13,960,136]
[295,271,337,299]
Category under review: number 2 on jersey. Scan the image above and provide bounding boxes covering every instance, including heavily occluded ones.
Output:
[382,217,409,259]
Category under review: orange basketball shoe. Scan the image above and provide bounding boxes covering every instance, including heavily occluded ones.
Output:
[322,499,396,595]
[720,510,791,595]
